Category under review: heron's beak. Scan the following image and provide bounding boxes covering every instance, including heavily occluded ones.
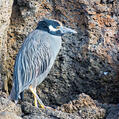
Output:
[60,26,77,34]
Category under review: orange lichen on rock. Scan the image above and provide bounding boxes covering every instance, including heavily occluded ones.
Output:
[93,14,115,27]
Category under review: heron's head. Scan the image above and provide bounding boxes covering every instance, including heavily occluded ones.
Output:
[36,19,77,36]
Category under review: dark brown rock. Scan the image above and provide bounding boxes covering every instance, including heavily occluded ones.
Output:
[21,101,80,119]
[0,0,13,93]
[106,105,119,119]
[0,92,22,115]
[0,111,22,119]
[57,93,106,119]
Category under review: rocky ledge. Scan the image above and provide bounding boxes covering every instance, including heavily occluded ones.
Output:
[0,92,119,119]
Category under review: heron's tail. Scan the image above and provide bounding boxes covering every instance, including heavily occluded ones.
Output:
[9,86,18,103]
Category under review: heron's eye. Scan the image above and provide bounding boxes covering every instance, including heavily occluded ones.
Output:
[56,26,60,29]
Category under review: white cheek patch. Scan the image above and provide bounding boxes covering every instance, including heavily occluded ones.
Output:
[49,25,58,32]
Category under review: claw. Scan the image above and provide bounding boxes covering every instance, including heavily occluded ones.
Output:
[40,104,45,109]
[29,85,45,109]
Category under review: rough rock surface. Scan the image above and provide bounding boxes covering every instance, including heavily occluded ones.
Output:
[0,0,13,93]
[0,91,119,119]
[0,91,22,115]
[106,105,119,119]
[22,102,80,119]
[0,91,22,119]
[21,93,106,119]
[57,93,106,119]
[0,111,22,119]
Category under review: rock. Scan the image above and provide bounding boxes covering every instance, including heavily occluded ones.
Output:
[106,105,119,119]
[21,93,107,119]
[0,0,13,93]
[0,91,22,115]
[21,101,80,119]
[0,111,22,119]
[0,91,117,119]
[57,93,106,119]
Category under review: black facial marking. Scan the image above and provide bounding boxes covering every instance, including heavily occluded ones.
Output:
[36,21,49,31]
[36,19,62,36]
[43,19,60,28]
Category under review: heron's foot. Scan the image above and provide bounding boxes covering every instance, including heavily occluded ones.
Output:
[34,96,45,109]
[40,104,45,109]
[29,85,45,109]
[36,95,45,109]
[34,100,45,109]
[45,106,56,111]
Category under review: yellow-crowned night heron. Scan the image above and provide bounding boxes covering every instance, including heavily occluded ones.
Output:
[9,19,77,108]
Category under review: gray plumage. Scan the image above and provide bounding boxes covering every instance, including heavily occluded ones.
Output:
[10,19,77,106]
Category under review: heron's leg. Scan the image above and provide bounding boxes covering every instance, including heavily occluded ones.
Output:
[29,85,45,109]
[20,91,24,101]
[34,87,38,107]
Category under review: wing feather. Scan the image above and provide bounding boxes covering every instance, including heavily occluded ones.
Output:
[13,31,52,93]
